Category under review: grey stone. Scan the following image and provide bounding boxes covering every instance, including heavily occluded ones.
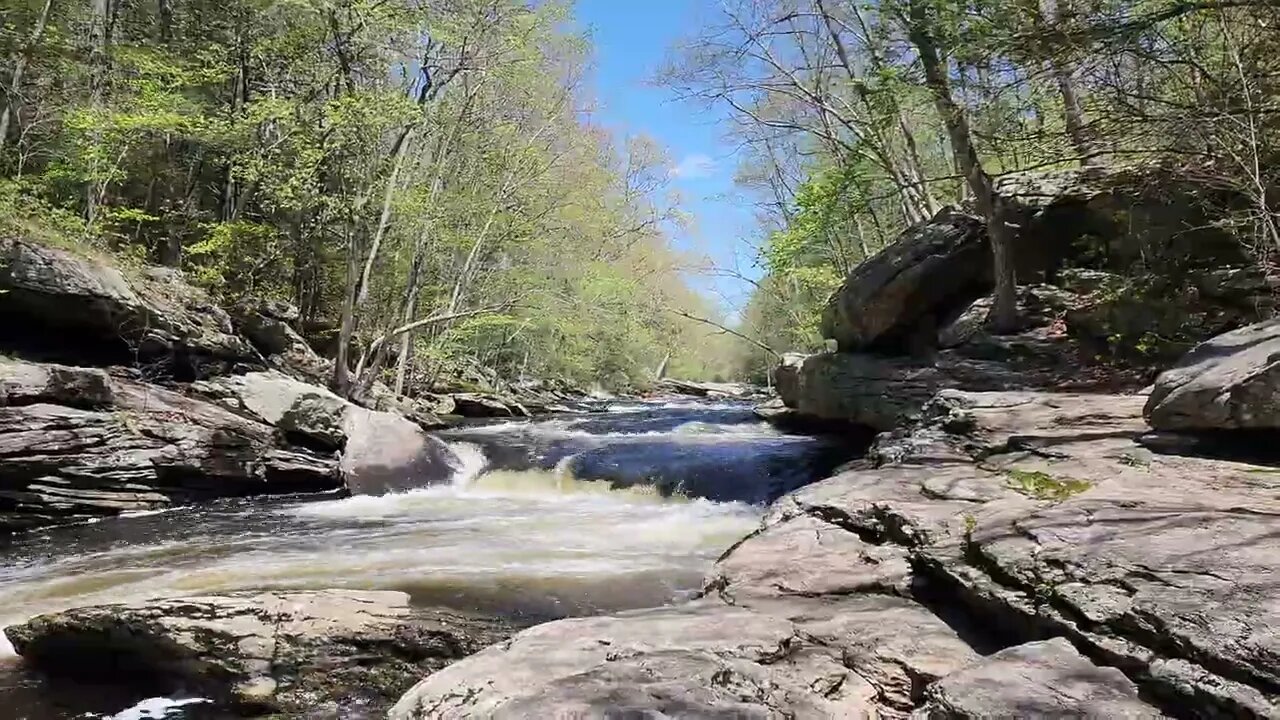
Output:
[230,300,331,384]
[706,514,912,601]
[450,392,518,418]
[1146,318,1280,430]
[913,638,1161,719]
[193,371,461,494]
[0,356,114,408]
[822,210,989,352]
[776,352,947,430]
[791,389,1280,717]
[0,362,341,534]
[0,238,258,376]
[390,594,978,720]
[4,590,509,717]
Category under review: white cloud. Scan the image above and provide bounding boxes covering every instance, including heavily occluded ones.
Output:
[668,153,718,180]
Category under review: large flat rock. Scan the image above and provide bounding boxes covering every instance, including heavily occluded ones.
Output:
[391,595,979,719]
[914,638,1161,718]
[706,514,912,600]
[783,389,1280,717]
[4,590,509,717]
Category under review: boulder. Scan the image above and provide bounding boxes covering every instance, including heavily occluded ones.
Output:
[194,371,461,494]
[194,371,350,450]
[657,378,761,400]
[779,389,1280,717]
[1058,267,1125,295]
[771,352,805,403]
[775,352,949,431]
[994,163,1248,278]
[0,360,338,534]
[450,392,521,418]
[822,209,989,352]
[0,238,258,377]
[340,404,460,494]
[230,299,331,384]
[4,590,510,717]
[914,638,1159,719]
[390,595,978,720]
[0,357,114,409]
[1145,318,1280,430]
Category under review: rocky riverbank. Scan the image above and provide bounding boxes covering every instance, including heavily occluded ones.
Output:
[7,590,510,717]
[386,384,1280,718]
[5,163,1280,718]
[382,164,1280,718]
[0,236,632,534]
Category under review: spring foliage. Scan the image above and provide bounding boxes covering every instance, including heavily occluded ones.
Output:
[0,0,738,391]
[665,0,1280,380]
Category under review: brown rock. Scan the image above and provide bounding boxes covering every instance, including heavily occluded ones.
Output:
[4,590,509,717]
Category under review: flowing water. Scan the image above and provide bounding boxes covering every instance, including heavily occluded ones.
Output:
[0,398,859,719]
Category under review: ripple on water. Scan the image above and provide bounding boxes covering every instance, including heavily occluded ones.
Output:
[0,463,762,636]
[0,402,854,718]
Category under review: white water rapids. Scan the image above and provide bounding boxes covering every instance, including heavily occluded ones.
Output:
[0,398,864,720]
[0,415,770,660]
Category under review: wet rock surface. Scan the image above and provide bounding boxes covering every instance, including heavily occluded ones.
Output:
[5,590,510,718]
[395,386,1280,718]
[0,358,339,534]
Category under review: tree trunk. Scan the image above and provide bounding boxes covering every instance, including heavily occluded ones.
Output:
[0,0,54,151]
[904,0,1018,331]
[1041,0,1093,164]
[84,0,112,225]
[391,256,424,395]
[157,0,172,43]
[654,351,671,381]
[332,225,360,395]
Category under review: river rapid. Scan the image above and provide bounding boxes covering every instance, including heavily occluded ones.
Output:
[0,398,858,719]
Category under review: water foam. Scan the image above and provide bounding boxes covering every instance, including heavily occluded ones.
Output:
[90,697,212,719]
[446,441,489,486]
[0,629,15,658]
[455,418,779,442]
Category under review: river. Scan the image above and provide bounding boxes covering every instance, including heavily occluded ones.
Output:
[0,398,859,719]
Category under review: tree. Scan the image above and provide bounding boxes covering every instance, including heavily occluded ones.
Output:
[0,0,744,394]
[900,0,1019,331]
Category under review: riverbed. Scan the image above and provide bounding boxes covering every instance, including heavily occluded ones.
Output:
[0,398,857,718]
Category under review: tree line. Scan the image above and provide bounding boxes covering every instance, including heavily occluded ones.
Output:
[0,0,740,396]
[663,0,1280,380]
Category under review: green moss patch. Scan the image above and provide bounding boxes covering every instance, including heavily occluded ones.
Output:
[1006,469,1093,501]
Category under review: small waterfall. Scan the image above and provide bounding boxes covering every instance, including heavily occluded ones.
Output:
[445,442,490,487]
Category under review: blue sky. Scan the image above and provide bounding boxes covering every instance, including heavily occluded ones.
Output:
[573,0,762,316]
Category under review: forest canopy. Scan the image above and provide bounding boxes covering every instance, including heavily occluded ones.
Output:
[0,0,740,394]
[662,0,1280,380]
